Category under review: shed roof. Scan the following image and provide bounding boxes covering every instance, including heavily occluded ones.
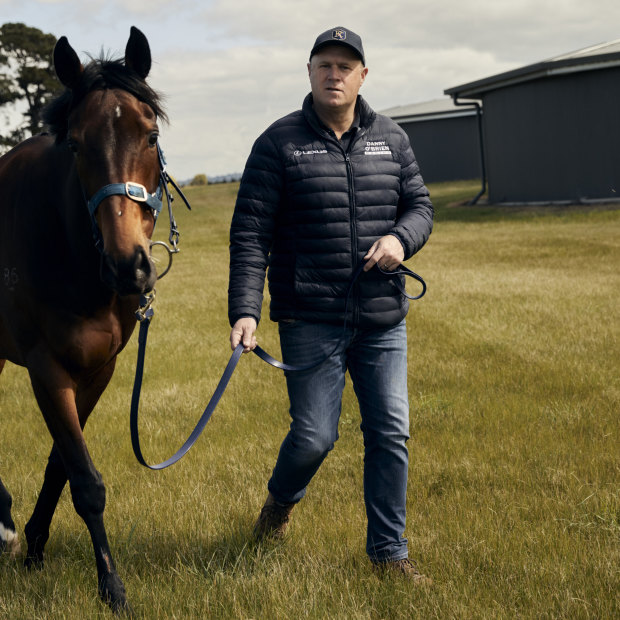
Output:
[445,38,620,99]
[380,97,477,124]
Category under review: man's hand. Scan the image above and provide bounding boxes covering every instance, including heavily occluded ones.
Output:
[230,317,258,352]
[363,235,405,271]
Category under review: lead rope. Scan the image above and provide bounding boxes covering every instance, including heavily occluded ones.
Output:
[130,262,426,470]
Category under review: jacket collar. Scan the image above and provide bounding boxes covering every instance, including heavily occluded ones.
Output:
[302,93,376,136]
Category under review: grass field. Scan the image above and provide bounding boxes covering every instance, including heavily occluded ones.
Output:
[1,179,618,618]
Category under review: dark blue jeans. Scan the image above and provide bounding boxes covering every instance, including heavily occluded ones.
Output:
[268,319,410,562]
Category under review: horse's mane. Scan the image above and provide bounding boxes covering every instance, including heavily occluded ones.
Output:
[43,54,168,143]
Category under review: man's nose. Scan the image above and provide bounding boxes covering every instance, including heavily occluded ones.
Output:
[327,67,341,80]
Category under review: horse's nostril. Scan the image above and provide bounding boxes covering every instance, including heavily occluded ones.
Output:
[101,246,156,295]
[133,246,148,271]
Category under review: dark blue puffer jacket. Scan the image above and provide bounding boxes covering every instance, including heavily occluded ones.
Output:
[228,93,433,328]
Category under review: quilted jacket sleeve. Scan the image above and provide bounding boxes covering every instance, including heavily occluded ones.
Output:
[389,126,434,260]
[228,131,284,326]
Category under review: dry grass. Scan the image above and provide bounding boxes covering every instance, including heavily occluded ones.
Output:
[1,180,618,618]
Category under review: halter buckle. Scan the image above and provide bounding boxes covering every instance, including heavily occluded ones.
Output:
[125,182,148,202]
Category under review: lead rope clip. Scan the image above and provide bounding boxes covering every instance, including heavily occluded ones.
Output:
[135,290,156,322]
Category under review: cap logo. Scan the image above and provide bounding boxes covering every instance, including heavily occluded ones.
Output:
[332,29,347,41]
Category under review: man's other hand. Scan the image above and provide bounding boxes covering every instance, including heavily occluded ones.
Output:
[364,235,405,271]
[230,317,258,352]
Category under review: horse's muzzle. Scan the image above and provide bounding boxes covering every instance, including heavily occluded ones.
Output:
[101,245,157,295]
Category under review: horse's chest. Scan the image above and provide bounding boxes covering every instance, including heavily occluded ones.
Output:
[57,313,129,373]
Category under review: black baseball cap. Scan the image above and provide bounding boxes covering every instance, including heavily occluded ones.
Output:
[309,27,365,65]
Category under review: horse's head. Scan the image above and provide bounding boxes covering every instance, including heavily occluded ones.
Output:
[52,27,165,296]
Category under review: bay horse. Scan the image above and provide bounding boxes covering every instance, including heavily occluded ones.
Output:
[0,27,168,613]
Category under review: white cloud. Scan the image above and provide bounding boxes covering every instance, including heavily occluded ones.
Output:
[151,43,308,177]
[2,0,620,177]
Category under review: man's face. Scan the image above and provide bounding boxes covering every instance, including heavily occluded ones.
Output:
[308,46,368,112]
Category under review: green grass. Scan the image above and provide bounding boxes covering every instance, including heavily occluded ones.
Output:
[1,179,618,618]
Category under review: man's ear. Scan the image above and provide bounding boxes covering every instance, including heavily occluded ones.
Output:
[360,66,368,86]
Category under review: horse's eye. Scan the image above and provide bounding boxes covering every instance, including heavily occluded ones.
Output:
[148,132,159,147]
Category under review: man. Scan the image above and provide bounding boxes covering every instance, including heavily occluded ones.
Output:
[228,27,433,583]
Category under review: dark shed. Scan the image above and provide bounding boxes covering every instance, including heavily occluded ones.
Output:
[445,40,620,204]
[381,99,481,183]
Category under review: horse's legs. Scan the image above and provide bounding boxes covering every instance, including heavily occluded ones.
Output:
[27,359,129,613]
[0,358,21,558]
[0,475,21,558]
[24,360,117,569]
[23,444,67,567]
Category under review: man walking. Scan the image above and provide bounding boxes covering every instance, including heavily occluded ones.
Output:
[228,27,433,582]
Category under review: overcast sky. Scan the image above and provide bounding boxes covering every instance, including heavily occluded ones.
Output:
[2,0,619,179]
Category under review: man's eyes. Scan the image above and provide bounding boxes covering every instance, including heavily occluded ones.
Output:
[320,64,352,71]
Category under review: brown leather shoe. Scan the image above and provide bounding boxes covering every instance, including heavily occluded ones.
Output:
[253,492,295,540]
[371,558,433,585]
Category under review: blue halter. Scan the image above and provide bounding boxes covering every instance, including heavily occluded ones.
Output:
[87,181,163,221]
[84,143,190,252]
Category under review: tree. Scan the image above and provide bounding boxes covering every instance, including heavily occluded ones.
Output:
[0,22,59,150]
[190,173,208,186]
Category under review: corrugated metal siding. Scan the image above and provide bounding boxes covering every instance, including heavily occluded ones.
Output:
[484,67,620,203]
[398,115,481,183]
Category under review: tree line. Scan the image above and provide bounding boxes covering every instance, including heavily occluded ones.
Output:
[0,22,59,152]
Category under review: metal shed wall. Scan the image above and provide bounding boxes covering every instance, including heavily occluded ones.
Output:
[398,114,481,183]
[482,66,620,203]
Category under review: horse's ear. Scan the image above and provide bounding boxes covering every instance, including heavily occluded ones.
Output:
[53,36,84,89]
[125,26,151,79]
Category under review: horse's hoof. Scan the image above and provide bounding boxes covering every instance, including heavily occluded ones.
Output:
[100,573,134,617]
[24,544,44,570]
[24,552,44,571]
[0,526,21,559]
[109,597,134,618]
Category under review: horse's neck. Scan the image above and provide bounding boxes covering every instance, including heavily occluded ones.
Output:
[33,144,117,309]
[50,156,101,269]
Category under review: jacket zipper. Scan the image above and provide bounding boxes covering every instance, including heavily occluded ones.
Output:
[347,129,367,326]
[344,153,360,326]
[327,128,366,326]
